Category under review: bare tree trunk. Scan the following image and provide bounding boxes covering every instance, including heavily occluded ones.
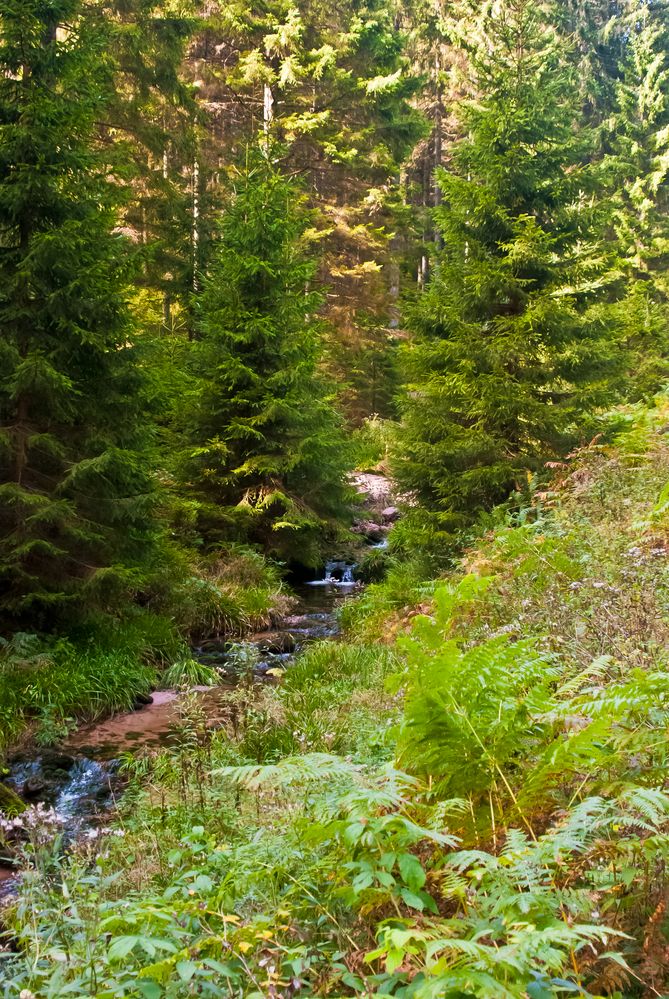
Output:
[263,83,274,148]
[192,152,200,292]
[162,140,171,328]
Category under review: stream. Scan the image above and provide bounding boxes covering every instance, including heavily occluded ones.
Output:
[0,564,360,894]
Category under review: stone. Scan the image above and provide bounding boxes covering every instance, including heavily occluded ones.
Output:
[22,776,48,799]
[381,506,400,522]
[352,520,387,541]
[0,781,26,816]
[40,751,76,774]
[282,615,312,628]
[249,631,297,654]
[132,694,154,712]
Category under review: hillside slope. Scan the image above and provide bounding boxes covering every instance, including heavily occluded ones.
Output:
[4,400,669,997]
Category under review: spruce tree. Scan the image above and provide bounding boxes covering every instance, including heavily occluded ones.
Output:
[108,0,200,325]
[0,0,158,628]
[604,0,669,396]
[395,0,622,532]
[181,150,352,566]
[184,0,423,422]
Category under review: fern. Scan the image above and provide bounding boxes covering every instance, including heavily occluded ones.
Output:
[214,752,362,790]
[398,624,557,803]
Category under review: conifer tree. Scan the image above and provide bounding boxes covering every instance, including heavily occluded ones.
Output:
[108,0,200,326]
[557,0,625,122]
[395,0,622,532]
[604,0,669,396]
[0,0,158,628]
[186,0,423,422]
[181,150,352,565]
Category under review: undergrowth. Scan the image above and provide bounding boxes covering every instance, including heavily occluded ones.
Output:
[0,627,162,757]
[5,399,669,996]
[0,546,288,755]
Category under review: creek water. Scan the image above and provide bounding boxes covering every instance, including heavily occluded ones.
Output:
[0,569,359,891]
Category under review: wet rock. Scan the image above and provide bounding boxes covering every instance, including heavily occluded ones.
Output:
[199,639,231,653]
[249,631,297,654]
[352,520,387,541]
[382,506,400,522]
[40,751,76,775]
[22,776,48,799]
[282,614,313,629]
[132,693,154,709]
[40,765,76,786]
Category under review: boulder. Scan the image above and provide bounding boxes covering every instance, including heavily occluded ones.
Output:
[22,776,48,799]
[40,751,76,774]
[132,694,154,712]
[381,506,400,522]
[357,520,387,540]
[282,615,321,631]
[249,631,297,654]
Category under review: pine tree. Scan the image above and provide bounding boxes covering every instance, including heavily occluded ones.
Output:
[181,150,352,566]
[604,0,669,396]
[394,0,622,532]
[557,0,626,123]
[185,0,423,423]
[0,0,159,629]
[108,0,200,327]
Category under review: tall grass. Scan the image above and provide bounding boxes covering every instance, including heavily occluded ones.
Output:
[236,640,400,762]
[157,544,291,638]
[0,544,291,754]
[0,612,183,753]
[338,559,433,640]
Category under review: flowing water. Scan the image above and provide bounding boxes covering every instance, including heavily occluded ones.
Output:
[304,560,358,586]
[0,566,359,889]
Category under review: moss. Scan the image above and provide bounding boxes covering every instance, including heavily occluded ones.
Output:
[0,780,26,816]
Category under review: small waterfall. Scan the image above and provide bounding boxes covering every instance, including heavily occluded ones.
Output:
[1,755,116,897]
[54,759,112,821]
[6,755,115,826]
[306,560,357,586]
[6,760,41,791]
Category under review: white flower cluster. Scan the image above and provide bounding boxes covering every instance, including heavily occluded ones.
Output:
[84,827,126,840]
[0,803,63,837]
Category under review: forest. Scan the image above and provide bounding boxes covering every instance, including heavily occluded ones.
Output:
[2,0,669,995]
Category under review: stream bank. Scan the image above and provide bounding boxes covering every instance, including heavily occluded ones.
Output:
[0,569,361,893]
[0,473,400,894]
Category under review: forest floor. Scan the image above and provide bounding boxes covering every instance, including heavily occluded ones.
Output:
[3,399,669,996]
